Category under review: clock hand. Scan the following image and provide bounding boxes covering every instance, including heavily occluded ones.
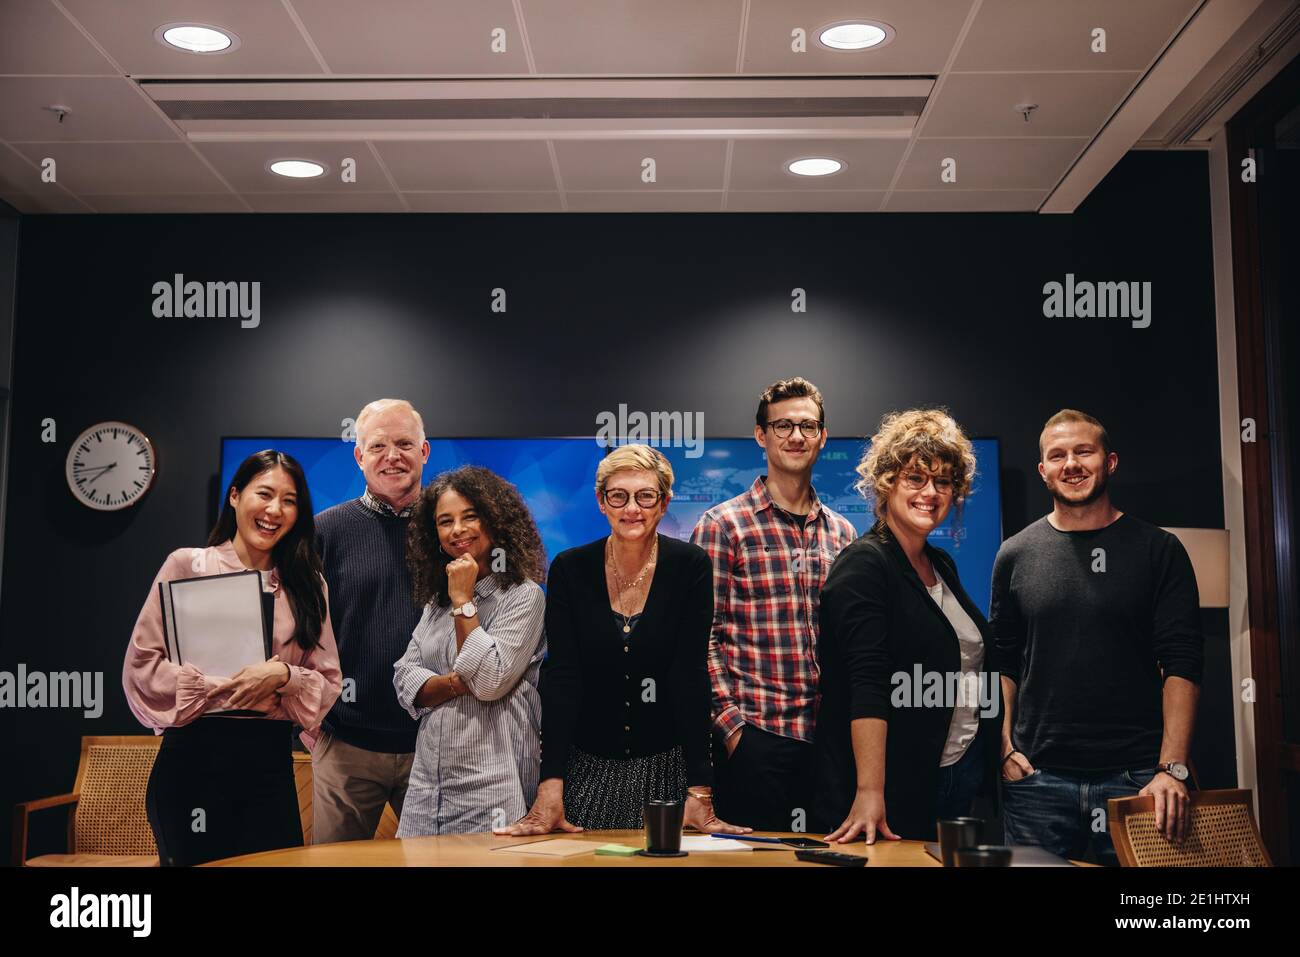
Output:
[74,463,117,479]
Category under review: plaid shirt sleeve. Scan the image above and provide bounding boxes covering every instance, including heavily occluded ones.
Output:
[690,511,745,738]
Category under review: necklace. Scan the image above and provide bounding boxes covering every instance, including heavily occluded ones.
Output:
[607,536,658,634]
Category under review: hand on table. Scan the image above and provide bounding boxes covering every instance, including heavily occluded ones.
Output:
[494,779,582,836]
[825,788,899,845]
[683,792,750,835]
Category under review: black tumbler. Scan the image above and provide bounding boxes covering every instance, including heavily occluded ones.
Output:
[643,800,686,855]
[937,817,985,867]
[953,845,1013,867]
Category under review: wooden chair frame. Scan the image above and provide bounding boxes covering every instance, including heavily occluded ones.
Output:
[1108,788,1272,867]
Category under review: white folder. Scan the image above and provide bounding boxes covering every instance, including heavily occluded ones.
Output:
[160,570,270,679]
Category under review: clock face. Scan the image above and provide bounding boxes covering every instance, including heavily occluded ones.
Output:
[65,421,157,511]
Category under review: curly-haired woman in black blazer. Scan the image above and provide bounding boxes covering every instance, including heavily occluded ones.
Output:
[813,410,1002,843]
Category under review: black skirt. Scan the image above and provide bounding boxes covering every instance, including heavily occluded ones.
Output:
[562,745,687,830]
[146,716,302,866]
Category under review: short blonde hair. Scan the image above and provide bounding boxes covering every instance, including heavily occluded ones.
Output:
[595,444,675,499]
[855,409,976,521]
[355,398,426,448]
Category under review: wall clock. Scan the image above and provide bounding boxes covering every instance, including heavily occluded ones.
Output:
[65,421,157,511]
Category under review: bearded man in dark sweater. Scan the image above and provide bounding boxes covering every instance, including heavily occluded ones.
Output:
[991,409,1202,866]
[310,398,429,844]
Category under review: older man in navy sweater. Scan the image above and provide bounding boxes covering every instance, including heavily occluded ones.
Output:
[311,398,429,844]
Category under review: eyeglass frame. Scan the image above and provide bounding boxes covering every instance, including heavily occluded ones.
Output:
[898,470,956,496]
[764,418,825,439]
[601,487,664,509]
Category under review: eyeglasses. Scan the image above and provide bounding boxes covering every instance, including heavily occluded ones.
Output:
[603,488,662,508]
[901,472,954,495]
[766,419,823,439]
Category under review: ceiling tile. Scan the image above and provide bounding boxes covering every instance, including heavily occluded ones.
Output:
[0,77,178,142]
[1,189,92,213]
[0,142,46,194]
[289,0,530,75]
[883,189,1046,212]
[58,0,326,75]
[729,138,908,189]
[726,190,885,211]
[404,192,563,212]
[743,0,976,74]
[953,0,1199,72]
[374,140,555,190]
[895,138,1086,190]
[553,139,728,190]
[0,0,118,74]
[10,142,228,193]
[566,191,723,212]
[82,193,247,212]
[520,0,744,74]
[195,141,378,191]
[243,191,405,212]
[922,71,1140,138]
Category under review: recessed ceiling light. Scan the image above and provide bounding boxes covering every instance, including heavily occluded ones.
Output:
[155,23,239,54]
[818,21,895,51]
[788,158,844,177]
[270,159,326,178]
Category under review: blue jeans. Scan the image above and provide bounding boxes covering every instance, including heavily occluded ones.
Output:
[1001,766,1158,866]
[935,737,986,822]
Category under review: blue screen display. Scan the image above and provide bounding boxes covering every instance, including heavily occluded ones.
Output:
[221,436,1002,613]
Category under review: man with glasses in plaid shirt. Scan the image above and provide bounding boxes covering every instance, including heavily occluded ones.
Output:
[691,377,857,831]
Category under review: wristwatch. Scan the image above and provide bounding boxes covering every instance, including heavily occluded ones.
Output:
[1158,761,1190,781]
[451,601,477,619]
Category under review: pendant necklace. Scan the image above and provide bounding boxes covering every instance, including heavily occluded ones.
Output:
[608,536,658,634]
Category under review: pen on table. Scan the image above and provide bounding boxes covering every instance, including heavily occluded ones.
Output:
[710,833,787,844]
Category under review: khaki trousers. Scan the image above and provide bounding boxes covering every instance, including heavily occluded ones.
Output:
[310,729,414,845]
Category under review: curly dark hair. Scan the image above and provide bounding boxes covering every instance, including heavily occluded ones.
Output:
[406,465,547,608]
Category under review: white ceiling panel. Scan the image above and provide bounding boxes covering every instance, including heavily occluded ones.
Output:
[58,0,327,76]
[288,0,531,75]
[0,0,117,75]
[0,0,1283,214]
[520,0,744,74]
[404,191,564,212]
[921,71,1141,138]
[553,139,729,190]
[883,189,1047,212]
[84,192,247,212]
[742,0,977,74]
[10,141,229,193]
[566,190,724,212]
[375,140,557,190]
[0,77,178,142]
[895,138,1087,190]
[244,191,405,212]
[953,0,1200,72]
[727,190,886,211]
[195,140,380,191]
[729,138,909,189]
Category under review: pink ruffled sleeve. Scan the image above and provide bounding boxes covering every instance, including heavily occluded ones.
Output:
[122,549,234,731]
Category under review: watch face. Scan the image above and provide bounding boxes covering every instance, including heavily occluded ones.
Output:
[1171,763,1189,781]
[65,421,157,511]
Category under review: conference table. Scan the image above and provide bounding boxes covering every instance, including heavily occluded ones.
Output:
[207,830,1053,867]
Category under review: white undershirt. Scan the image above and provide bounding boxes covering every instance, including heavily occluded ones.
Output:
[926,579,985,767]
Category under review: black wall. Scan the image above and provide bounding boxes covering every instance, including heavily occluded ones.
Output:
[0,151,1229,862]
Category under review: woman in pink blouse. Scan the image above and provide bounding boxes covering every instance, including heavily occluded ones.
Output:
[123,450,342,866]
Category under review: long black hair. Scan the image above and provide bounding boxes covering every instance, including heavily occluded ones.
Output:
[208,450,326,651]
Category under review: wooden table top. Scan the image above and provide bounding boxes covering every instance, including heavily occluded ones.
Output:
[206,830,946,867]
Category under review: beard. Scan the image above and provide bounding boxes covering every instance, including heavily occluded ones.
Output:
[1050,464,1110,508]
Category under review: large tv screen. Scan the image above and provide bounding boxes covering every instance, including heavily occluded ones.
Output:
[220,436,1002,612]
